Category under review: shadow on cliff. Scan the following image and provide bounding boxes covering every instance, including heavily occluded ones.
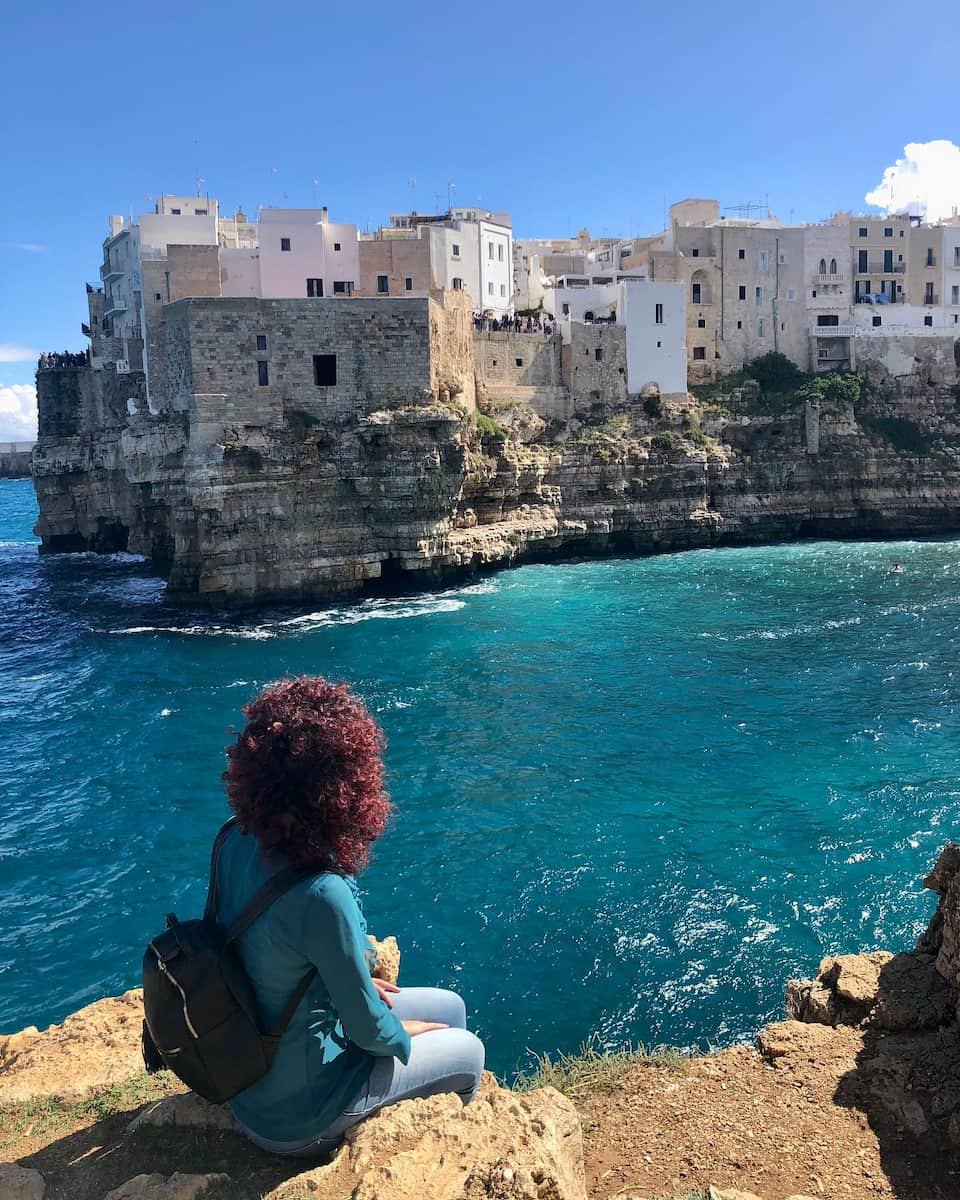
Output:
[16,1103,322,1200]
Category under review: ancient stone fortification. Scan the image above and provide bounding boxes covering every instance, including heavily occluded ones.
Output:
[0,442,34,479]
[32,301,960,605]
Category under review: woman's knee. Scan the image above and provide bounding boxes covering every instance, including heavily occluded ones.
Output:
[444,1028,485,1100]
[395,986,467,1029]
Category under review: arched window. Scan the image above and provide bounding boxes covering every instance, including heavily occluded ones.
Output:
[818,258,827,275]
[829,258,838,274]
[690,268,711,305]
[584,310,595,322]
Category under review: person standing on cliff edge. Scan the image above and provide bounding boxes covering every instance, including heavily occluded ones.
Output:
[216,675,484,1156]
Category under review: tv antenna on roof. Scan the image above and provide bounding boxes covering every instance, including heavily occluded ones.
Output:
[723,202,766,220]
[447,181,456,212]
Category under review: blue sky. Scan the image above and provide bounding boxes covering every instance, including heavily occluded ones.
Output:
[2,0,958,436]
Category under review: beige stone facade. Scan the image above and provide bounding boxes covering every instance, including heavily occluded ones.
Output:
[356,236,433,299]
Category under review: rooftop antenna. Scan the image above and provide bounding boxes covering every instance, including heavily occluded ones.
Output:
[195,172,204,197]
[447,181,456,211]
[408,176,416,211]
[313,179,320,207]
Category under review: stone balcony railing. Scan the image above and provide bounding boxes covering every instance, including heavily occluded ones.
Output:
[815,272,845,284]
[811,323,854,337]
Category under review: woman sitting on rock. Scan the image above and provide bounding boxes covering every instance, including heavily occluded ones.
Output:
[217,675,485,1156]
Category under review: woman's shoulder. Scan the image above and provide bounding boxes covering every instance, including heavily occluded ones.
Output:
[302,869,360,909]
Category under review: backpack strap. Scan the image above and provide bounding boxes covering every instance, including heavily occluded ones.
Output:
[225,864,315,943]
[226,863,319,1041]
[266,964,319,1040]
[203,817,237,921]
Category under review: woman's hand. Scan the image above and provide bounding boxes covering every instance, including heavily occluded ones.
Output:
[401,1019,450,1037]
[373,978,400,1008]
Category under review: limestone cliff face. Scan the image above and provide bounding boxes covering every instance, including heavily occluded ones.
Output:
[32,333,960,606]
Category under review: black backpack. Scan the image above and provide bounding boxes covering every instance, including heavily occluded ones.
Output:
[141,817,317,1103]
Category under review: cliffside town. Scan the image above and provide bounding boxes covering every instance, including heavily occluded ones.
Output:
[30,192,960,605]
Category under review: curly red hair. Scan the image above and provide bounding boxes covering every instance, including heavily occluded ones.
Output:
[223,676,390,874]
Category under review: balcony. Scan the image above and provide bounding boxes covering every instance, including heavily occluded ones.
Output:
[853,259,905,274]
[103,296,128,317]
[815,272,845,284]
[100,265,124,283]
[811,322,854,337]
[923,294,941,306]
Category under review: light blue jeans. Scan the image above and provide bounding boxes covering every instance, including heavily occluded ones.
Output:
[240,987,485,1157]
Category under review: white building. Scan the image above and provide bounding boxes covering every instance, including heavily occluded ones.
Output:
[551,277,687,396]
[377,207,514,315]
[257,207,359,299]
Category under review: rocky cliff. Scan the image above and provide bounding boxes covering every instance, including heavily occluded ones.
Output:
[32,326,960,606]
[7,846,960,1199]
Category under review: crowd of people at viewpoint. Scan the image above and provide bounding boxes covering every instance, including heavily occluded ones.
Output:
[38,350,89,369]
[473,311,555,335]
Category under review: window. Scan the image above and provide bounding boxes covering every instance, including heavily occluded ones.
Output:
[195,208,208,216]
[257,360,269,386]
[755,286,762,305]
[925,282,935,304]
[171,208,181,215]
[595,348,603,362]
[498,244,504,261]
[313,354,337,386]
[758,318,765,337]
[562,303,570,316]
[691,282,701,303]
[900,229,905,237]
[333,281,353,295]
[884,227,893,237]
[697,318,706,328]
[926,248,936,266]
[787,289,795,300]
[154,292,162,302]
[452,243,460,258]
[691,248,699,257]
[883,250,893,272]
[871,315,882,327]
[924,315,934,327]
[953,285,959,305]
[858,249,868,272]
[693,346,706,360]
[759,252,768,270]
[256,335,267,351]
[515,358,523,367]
[817,315,839,326]
[488,242,494,259]
[738,248,745,259]
[955,247,960,267]
[829,258,837,274]
[778,254,786,265]
[281,237,291,251]
[377,275,389,293]
[500,285,506,297]
[654,303,663,323]
[405,277,413,291]
[818,258,827,274]
[333,242,341,252]
[858,227,868,237]
[307,278,323,297]
[452,277,463,290]
[488,282,494,294]
[738,285,746,300]
[736,320,742,329]
[657,340,662,347]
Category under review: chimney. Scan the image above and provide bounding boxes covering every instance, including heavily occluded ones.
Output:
[320,206,329,224]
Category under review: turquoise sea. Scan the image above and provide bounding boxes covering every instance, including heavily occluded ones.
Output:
[2,475,958,1075]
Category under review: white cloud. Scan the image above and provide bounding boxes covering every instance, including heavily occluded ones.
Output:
[865,140,960,222]
[10,242,47,253]
[0,383,37,441]
[0,342,40,363]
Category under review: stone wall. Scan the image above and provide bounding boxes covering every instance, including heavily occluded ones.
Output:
[566,323,628,412]
[356,237,433,298]
[473,331,562,390]
[0,443,33,478]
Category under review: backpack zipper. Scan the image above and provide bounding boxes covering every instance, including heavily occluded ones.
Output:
[149,942,199,1039]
